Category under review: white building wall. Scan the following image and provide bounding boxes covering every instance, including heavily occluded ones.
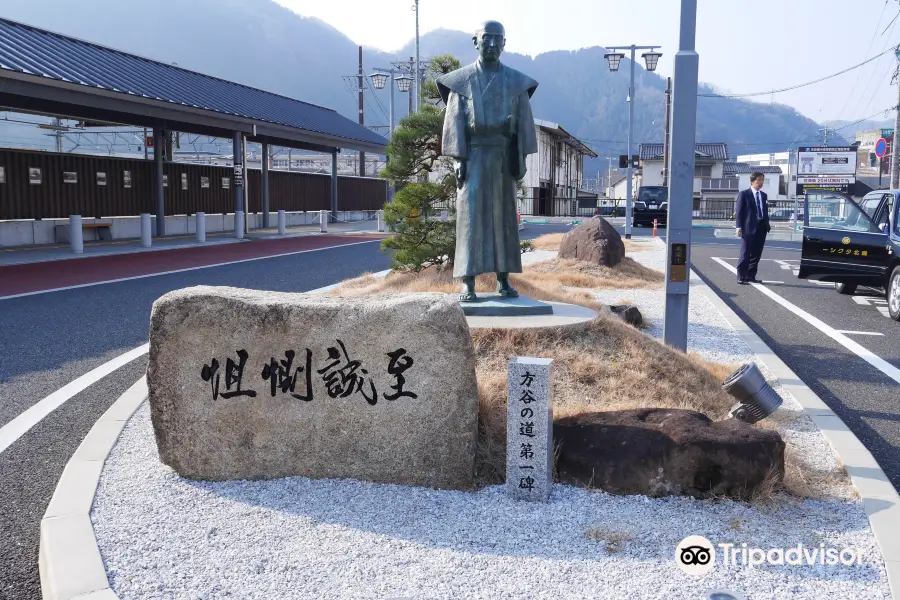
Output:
[737,173,780,198]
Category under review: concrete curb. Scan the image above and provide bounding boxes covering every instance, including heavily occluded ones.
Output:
[695,281,900,598]
[38,377,146,600]
[40,249,898,598]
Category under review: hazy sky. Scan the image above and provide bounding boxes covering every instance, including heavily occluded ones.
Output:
[278,0,900,125]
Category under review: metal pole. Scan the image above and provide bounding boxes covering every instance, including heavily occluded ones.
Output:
[414,0,420,112]
[891,48,900,189]
[153,126,165,236]
[233,131,244,239]
[358,46,366,177]
[389,68,395,139]
[662,76,672,187]
[143,127,148,160]
[625,46,636,239]
[409,57,415,116]
[331,149,339,223]
[243,135,249,233]
[663,0,699,351]
[261,141,270,228]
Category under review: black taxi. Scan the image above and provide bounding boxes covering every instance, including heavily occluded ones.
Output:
[797,189,900,321]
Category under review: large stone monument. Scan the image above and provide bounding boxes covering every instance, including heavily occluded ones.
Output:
[436,20,538,303]
[147,287,479,490]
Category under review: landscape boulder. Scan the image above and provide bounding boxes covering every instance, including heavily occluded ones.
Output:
[558,217,626,267]
[555,408,784,499]
[147,287,479,490]
[609,304,644,328]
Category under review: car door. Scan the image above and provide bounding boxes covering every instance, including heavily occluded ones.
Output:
[798,191,891,286]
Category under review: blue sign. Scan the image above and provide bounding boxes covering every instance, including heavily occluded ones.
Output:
[876,138,888,158]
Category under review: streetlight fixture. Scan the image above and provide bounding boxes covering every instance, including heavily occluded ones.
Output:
[368,69,397,140]
[604,52,625,72]
[369,72,388,90]
[641,51,663,72]
[396,74,413,93]
[604,43,662,240]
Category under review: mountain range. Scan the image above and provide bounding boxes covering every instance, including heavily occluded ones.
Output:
[1,0,849,178]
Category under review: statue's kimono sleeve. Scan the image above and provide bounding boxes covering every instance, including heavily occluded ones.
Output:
[441,91,467,160]
[515,90,537,178]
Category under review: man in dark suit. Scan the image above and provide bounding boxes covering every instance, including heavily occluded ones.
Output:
[735,172,771,284]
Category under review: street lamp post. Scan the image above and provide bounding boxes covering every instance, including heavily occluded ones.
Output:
[413,0,421,112]
[369,69,395,140]
[663,0,699,351]
[605,44,662,240]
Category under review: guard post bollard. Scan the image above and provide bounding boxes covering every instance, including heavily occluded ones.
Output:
[377,210,385,232]
[278,210,286,235]
[140,213,152,248]
[235,210,245,240]
[69,214,84,254]
[195,212,206,243]
[320,209,329,233]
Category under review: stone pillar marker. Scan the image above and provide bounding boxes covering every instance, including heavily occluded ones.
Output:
[507,357,553,502]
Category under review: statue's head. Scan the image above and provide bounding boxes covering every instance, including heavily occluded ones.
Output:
[473,20,505,65]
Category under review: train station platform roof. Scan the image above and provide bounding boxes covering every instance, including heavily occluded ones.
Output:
[0,17,386,154]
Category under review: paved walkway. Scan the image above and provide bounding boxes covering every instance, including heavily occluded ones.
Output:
[0,222,381,268]
[0,231,386,298]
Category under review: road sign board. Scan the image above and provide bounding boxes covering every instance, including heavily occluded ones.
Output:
[876,137,887,158]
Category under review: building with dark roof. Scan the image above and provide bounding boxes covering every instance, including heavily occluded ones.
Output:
[0,17,387,235]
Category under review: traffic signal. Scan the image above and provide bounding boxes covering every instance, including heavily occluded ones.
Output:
[619,154,628,168]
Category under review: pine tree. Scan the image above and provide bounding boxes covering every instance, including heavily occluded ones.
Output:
[380,54,462,271]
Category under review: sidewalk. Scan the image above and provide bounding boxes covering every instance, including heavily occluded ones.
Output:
[0,221,381,268]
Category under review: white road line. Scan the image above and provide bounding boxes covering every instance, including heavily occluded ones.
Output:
[0,239,381,301]
[836,330,885,336]
[0,262,387,455]
[0,343,150,455]
[711,257,900,386]
[762,281,785,284]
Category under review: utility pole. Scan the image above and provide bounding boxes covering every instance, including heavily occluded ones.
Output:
[358,45,366,177]
[662,76,672,186]
[817,122,836,146]
[663,0,699,352]
[891,45,900,189]
[414,0,420,112]
[143,127,148,160]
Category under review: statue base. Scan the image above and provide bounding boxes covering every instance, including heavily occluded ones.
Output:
[458,293,554,317]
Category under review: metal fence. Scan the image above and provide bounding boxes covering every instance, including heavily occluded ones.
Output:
[0,148,387,220]
[693,199,803,222]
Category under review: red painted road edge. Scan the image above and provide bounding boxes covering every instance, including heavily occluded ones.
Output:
[0,235,383,296]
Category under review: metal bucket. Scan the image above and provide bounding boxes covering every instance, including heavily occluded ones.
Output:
[722,363,783,424]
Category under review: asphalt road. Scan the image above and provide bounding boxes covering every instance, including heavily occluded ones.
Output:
[0,238,390,600]
[530,222,900,490]
[2,222,898,599]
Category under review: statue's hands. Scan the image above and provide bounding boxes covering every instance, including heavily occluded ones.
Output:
[455,159,467,188]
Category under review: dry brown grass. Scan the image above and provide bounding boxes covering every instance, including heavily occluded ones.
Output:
[531,232,566,250]
[328,257,831,502]
[531,232,647,254]
[527,258,664,290]
[472,318,739,485]
[331,257,662,299]
[585,525,634,553]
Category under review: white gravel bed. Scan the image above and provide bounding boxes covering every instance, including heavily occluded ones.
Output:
[91,240,890,599]
[94,402,889,600]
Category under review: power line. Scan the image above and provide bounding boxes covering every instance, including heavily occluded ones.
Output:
[835,1,889,121]
[699,47,896,98]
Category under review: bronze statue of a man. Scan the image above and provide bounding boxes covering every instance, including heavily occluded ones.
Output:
[436,20,538,301]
